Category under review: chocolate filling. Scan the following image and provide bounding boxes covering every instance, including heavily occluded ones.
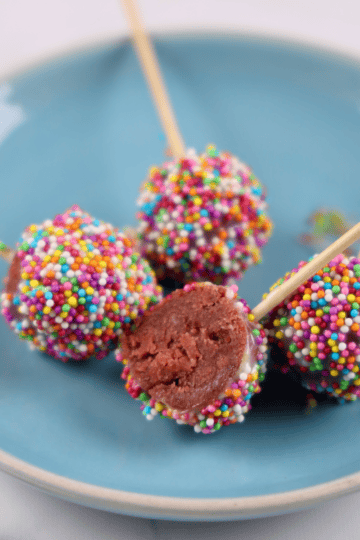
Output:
[5,254,21,295]
[123,285,247,413]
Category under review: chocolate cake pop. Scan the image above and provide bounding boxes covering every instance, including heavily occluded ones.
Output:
[1,205,162,361]
[116,282,268,433]
[137,145,272,285]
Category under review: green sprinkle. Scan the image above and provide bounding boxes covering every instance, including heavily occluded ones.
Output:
[139,392,149,402]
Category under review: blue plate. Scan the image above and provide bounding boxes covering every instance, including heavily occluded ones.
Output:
[1,34,360,521]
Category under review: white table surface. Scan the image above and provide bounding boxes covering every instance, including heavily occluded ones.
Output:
[2,0,360,537]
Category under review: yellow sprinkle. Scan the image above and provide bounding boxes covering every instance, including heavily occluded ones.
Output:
[43,306,51,314]
[303,294,311,300]
[99,261,106,268]
[21,286,30,293]
[275,331,284,340]
[94,329,102,336]
[193,197,202,206]
[64,290,72,298]
[315,309,323,317]
[60,312,67,318]
[353,366,359,372]
[338,358,345,364]
[311,326,320,334]
[155,403,164,412]
[86,287,94,295]
[348,294,356,303]
[108,321,115,329]
[29,225,37,232]
[222,410,230,417]
[328,339,335,346]
[68,296,78,307]
[55,229,64,236]
[214,409,222,416]
[21,273,29,280]
[248,314,255,321]
[354,378,360,385]
[204,223,212,231]
[330,369,338,377]
[309,351,316,358]
[30,280,39,288]
[338,311,346,319]
[310,342,317,349]
[273,319,280,327]
[111,303,118,311]
[334,388,342,394]
[83,258,90,265]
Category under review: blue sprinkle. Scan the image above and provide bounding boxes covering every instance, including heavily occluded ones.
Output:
[93,220,100,227]
[318,298,326,306]
[227,241,235,249]
[200,209,208,217]
[331,353,339,360]
[311,301,318,309]
[13,296,20,305]
[184,224,193,231]
[324,283,332,289]
[354,282,360,289]
[86,295,93,303]
[144,406,152,414]
[108,235,116,243]
[331,333,338,340]
[252,187,262,196]
[313,275,321,282]
[220,404,228,411]
[116,294,123,301]
[45,292,53,300]
[351,309,358,317]
[61,264,69,273]
[124,317,131,323]
[342,369,349,375]
[89,305,97,313]
[166,248,174,255]
[94,321,101,328]
[78,289,86,297]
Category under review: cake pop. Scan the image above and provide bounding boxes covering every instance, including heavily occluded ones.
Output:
[137,145,272,285]
[0,205,162,361]
[265,253,360,401]
[116,282,268,433]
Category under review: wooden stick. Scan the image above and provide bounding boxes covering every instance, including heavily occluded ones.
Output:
[252,221,360,321]
[0,242,14,264]
[121,0,186,159]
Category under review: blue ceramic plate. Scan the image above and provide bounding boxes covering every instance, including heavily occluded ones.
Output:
[1,34,360,521]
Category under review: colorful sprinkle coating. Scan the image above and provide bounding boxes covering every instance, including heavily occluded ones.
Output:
[116,282,268,434]
[0,205,163,361]
[136,145,272,285]
[264,253,360,401]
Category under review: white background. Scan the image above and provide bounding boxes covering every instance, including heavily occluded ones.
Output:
[2,0,360,537]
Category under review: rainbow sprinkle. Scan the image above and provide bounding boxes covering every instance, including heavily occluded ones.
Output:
[116,282,268,434]
[136,145,272,285]
[0,205,162,361]
[265,253,360,401]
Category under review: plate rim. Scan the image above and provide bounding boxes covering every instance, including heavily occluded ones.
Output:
[2,30,360,520]
[1,446,360,520]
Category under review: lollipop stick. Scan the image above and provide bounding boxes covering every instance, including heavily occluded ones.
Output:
[121,0,186,159]
[0,242,14,263]
[252,221,360,321]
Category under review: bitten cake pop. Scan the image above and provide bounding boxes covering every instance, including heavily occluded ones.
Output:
[136,145,272,285]
[265,253,360,401]
[0,205,162,362]
[116,282,268,433]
